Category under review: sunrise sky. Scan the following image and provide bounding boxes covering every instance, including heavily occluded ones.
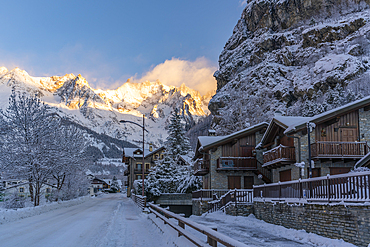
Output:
[0,1,246,94]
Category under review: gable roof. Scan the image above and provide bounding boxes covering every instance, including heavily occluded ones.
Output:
[123,146,165,159]
[196,122,268,154]
[285,95,370,134]
[258,116,310,147]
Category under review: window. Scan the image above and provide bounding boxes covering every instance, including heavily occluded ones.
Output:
[136,163,142,171]
[160,154,164,159]
[145,163,150,171]
[136,175,142,180]
[19,187,24,193]
[154,154,159,160]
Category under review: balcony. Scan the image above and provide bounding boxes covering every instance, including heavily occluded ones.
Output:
[311,141,369,159]
[263,145,296,168]
[216,157,257,171]
[193,159,209,176]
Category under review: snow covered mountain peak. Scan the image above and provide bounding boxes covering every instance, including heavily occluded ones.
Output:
[0,66,212,148]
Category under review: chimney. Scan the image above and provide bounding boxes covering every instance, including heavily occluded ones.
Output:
[149,143,153,152]
[208,129,216,136]
[274,111,283,117]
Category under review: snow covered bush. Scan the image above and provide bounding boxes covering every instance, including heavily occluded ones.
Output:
[3,192,26,209]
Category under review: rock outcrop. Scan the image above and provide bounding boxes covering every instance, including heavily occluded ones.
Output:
[210,0,370,134]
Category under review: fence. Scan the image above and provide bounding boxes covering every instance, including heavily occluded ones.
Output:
[131,193,146,209]
[208,189,253,213]
[192,189,230,201]
[253,171,370,203]
[149,203,248,247]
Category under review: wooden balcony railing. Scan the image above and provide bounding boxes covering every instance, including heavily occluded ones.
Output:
[311,141,369,159]
[193,159,210,176]
[217,157,257,171]
[263,145,296,168]
[253,171,370,203]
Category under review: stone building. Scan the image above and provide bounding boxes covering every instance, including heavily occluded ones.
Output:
[193,123,270,190]
[123,145,165,197]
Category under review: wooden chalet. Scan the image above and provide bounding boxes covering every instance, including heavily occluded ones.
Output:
[123,145,165,197]
[260,96,370,182]
[193,123,270,190]
[257,115,310,182]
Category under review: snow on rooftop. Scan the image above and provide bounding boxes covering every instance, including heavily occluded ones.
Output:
[285,95,370,134]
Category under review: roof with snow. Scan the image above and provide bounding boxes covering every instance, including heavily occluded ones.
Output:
[123,146,165,159]
[258,116,310,148]
[285,95,370,134]
[195,122,268,157]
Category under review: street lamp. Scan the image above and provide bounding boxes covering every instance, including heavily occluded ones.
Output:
[120,115,148,197]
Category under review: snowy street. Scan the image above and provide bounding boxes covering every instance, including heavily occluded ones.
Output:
[0,194,173,247]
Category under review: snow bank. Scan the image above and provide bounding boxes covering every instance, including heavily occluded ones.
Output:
[0,195,92,224]
[190,211,356,247]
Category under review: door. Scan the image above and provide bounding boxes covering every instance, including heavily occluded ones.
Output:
[330,167,351,175]
[244,176,254,189]
[279,169,291,182]
[341,128,357,142]
[228,176,241,189]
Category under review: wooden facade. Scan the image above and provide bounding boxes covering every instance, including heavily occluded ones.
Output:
[315,111,359,142]
[193,123,269,190]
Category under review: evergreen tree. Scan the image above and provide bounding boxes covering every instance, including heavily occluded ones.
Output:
[111,176,120,192]
[165,108,191,158]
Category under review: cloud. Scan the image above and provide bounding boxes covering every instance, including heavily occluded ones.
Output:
[132,57,217,95]
[239,0,248,6]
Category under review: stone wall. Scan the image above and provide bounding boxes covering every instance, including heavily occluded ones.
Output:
[359,108,370,142]
[271,164,301,183]
[224,203,254,216]
[209,144,263,189]
[221,201,370,247]
[192,199,212,216]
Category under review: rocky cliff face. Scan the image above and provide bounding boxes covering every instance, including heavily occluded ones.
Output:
[210,0,370,134]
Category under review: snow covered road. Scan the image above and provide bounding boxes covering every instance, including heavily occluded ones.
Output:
[0,194,173,247]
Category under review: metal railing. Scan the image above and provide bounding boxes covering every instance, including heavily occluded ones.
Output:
[131,193,146,209]
[208,189,253,213]
[263,145,295,167]
[149,203,249,247]
[192,189,230,201]
[311,141,369,158]
[217,157,257,170]
[253,171,370,203]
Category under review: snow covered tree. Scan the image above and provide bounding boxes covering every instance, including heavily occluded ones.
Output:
[165,108,192,158]
[110,176,120,192]
[49,123,90,201]
[0,90,60,206]
[136,152,180,198]
[0,90,91,205]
